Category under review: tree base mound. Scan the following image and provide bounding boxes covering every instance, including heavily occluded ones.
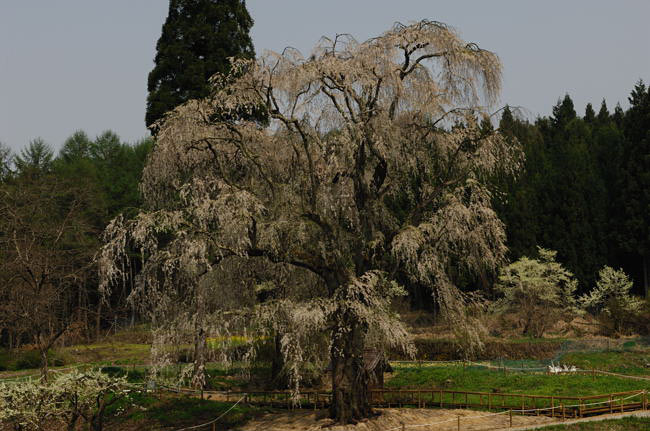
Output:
[238,408,555,431]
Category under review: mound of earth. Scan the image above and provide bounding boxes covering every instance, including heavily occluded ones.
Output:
[238,408,556,431]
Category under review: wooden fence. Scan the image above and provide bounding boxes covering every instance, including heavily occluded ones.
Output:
[170,387,647,419]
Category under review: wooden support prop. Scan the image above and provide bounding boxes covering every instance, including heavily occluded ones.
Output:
[457,415,461,431]
[551,396,555,417]
[562,404,565,421]
[621,396,624,413]
[509,409,513,428]
[579,398,583,418]
[212,422,216,431]
[610,395,613,414]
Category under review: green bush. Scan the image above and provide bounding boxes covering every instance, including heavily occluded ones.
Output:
[0,349,67,371]
[100,365,145,383]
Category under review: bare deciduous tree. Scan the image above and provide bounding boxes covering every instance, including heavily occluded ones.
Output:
[0,174,96,381]
[100,20,521,423]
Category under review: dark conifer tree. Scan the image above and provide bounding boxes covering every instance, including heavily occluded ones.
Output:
[613,103,625,129]
[146,0,255,134]
[597,100,610,123]
[619,81,650,295]
[584,103,596,123]
[493,107,545,261]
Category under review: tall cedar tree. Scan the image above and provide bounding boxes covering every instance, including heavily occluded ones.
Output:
[496,97,609,290]
[620,81,650,294]
[146,0,255,134]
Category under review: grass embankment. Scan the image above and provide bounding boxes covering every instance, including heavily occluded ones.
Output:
[534,416,650,430]
[560,349,650,376]
[111,394,272,430]
[387,364,650,397]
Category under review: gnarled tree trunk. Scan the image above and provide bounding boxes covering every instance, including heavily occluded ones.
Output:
[330,315,371,423]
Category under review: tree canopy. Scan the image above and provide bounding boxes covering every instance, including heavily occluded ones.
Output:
[102,20,522,423]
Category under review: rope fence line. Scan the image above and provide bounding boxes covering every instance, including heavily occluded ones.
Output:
[171,394,247,431]
[382,390,646,431]
[152,388,646,431]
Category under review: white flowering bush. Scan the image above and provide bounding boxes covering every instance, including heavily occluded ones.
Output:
[0,380,59,431]
[580,266,642,334]
[495,247,580,337]
[0,370,135,431]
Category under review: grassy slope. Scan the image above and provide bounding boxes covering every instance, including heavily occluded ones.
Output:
[112,395,273,430]
[560,350,650,376]
[387,365,650,396]
[532,416,650,430]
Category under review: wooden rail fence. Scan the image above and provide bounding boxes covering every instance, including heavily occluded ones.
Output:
[166,387,647,419]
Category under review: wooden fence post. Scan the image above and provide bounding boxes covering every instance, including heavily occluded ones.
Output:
[211,422,216,431]
[457,415,461,431]
[509,409,512,428]
[561,404,565,420]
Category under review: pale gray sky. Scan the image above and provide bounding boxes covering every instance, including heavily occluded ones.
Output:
[1,1,649,152]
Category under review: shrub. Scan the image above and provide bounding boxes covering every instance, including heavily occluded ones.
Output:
[495,248,580,338]
[580,266,642,335]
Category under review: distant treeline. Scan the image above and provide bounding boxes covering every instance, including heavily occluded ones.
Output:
[0,131,151,348]
[493,81,650,297]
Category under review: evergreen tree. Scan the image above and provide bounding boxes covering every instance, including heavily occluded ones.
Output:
[613,103,625,129]
[0,142,12,180]
[499,96,609,289]
[60,130,92,162]
[146,0,255,134]
[619,81,650,295]
[584,103,596,123]
[14,138,54,174]
[538,95,608,288]
[597,99,610,123]
[493,106,546,261]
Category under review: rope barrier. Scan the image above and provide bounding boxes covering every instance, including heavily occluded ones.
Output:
[171,394,247,431]
[382,390,646,430]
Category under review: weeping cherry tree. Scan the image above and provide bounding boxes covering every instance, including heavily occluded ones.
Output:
[100,20,521,423]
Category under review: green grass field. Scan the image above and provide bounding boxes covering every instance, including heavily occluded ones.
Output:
[117,395,272,430]
[387,364,650,397]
